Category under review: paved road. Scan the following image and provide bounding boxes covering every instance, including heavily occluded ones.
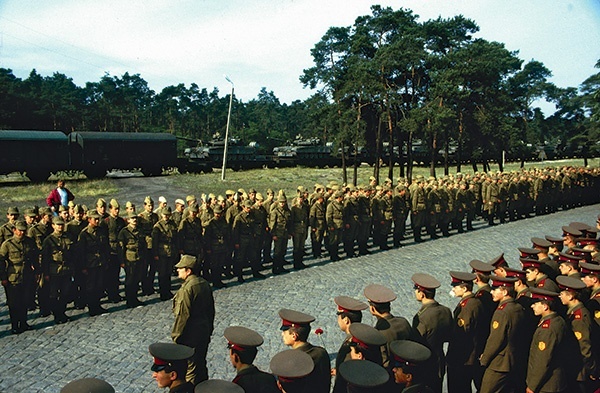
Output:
[1,202,598,392]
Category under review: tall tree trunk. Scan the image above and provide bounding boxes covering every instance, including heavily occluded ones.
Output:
[429,119,436,178]
[407,131,413,182]
[374,116,382,183]
[457,112,463,173]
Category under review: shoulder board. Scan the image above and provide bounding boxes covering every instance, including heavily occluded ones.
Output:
[460,298,470,307]
[498,303,507,310]
[537,278,546,287]
[593,292,600,299]
[573,308,583,320]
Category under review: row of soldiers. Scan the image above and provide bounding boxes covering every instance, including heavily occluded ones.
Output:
[60,214,600,393]
[1,165,599,332]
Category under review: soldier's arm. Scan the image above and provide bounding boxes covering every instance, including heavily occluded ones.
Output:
[526,325,560,392]
[171,289,192,343]
[479,310,508,366]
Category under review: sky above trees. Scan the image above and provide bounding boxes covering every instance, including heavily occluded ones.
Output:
[0,0,598,106]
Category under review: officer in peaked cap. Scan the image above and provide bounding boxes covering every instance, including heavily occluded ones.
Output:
[269,349,314,393]
[347,323,387,364]
[518,247,540,260]
[389,340,432,391]
[411,273,452,393]
[447,271,487,392]
[571,247,593,263]
[363,284,413,360]
[149,342,195,392]
[194,380,244,393]
[531,237,559,280]
[522,258,560,292]
[469,260,496,319]
[278,308,330,393]
[338,359,390,392]
[479,275,525,393]
[224,326,278,392]
[563,226,583,250]
[332,296,369,393]
[60,378,115,393]
[526,288,570,393]
[558,252,583,278]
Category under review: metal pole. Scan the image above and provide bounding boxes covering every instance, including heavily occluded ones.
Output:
[221,76,234,181]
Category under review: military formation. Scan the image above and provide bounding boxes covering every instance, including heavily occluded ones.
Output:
[0,166,599,335]
[59,210,600,392]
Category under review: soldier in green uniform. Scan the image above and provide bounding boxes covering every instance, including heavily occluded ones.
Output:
[66,205,87,309]
[232,200,263,282]
[139,196,159,296]
[446,271,486,392]
[393,179,410,247]
[484,176,499,226]
[290,192,309,269]
[374,187,393,249]
[261,189,275,264]
[479,276,526,393]
[78,211,110,316]
[172,255,215,386]
[41,217,74,324]
[152,207,178,301]
[557,275,599,392]
[338,359,390,393]
[203,205,230,288]
[0,221,38,333]
[29,207,53,316]
[117,212,145,308]
[309,193,326,258]
[251,193,270,266]
[356,187,373,255]
[178,205,204,278]
[526,288,572,393]
[269,194,291,274]
[411,273,453,393]
[224,326,279,393]
[0,207,19,244]
[411,178,427,243]
[172,199,185,229]
[279,308,331,393]
[326,191,344,261]
[104,199,125,303]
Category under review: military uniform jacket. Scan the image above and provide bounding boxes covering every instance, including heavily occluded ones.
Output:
[447,294,486,366]
[535,275,560,292]
[411,186,426,213]
[105,215,126,254]
[138,210,158,250]
[480,298,525,372]
[203,217,230,253]
[376,314,413,343]
[232,211,255,245]
[0,222,15,244]
[567,302,598,381]
[290,202,309,234]
[41,231,74,276]
[526,312,569,393]
[172,274,215,348]
[169,381,194,393]
[309,201,326,230]
[29,221,51,251]
[295,342,331,393]
[326,200,344,230]
[117,225,145,265]
[78,225,109,269]
[177,217,203,256]
[268,205,291,238]
[412,301,453,368]
[0,235,38,284]
[233,365,279,393]
[152,219,178,259]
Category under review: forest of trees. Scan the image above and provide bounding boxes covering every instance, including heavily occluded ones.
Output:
[0,6,598,181]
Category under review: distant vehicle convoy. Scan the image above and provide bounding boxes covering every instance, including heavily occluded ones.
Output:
[0,130,592,181]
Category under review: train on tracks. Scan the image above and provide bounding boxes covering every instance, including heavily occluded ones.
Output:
[1,130,592,181]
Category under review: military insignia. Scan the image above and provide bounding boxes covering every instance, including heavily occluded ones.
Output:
[457,318,465,327]
[575,331,583,340]
[595,310,600,319]
[538,341,546,351]
[492,320,499,329]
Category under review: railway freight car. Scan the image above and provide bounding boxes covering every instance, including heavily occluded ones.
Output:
[0,130,71,182]
[68,131,179,178]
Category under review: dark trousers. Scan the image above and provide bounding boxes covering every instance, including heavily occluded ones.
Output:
[124,261,144,305]
[186,339,210,386]
[48,274,72,321]
[4,282,28,331]
[156,256,174,299]
[85,266,104,313]
[142,253,156,295]
[447,364,483,393]
[104,254,121,301]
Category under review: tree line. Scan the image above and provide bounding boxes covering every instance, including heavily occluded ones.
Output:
[0,5,598,183]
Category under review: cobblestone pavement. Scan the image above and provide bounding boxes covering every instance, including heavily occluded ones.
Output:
[1,202,598,392]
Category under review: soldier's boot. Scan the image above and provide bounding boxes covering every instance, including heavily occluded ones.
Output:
[311,241,321,258]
